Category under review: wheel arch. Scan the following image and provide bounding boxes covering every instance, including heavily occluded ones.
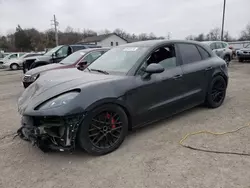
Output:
[212,71,228,86]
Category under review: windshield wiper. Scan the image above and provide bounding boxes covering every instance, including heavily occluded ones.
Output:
[90,69,109,75]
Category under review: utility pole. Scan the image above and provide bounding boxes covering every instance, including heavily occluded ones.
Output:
[51,15,59,46]
[221,0,226,41]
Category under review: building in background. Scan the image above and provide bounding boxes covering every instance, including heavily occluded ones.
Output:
[78,33,128,47]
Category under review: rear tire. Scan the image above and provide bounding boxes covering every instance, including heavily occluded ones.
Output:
[206,76,227,108]
[77,104,128,155]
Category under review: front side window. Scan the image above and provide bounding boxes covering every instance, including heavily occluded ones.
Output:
[137,45,177,75]
[56,46,69,58]
[88,46,149,74]
[9,54,18,59]
[178,43,202,64]
[83,51,103,65]
[60,51,86,65]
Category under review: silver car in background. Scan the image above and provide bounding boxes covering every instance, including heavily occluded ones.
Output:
[202,41,233,66]
[2,53,40,70]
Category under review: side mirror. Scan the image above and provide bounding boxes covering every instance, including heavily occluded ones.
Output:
[76,60,87,70]
[142,63,164,79]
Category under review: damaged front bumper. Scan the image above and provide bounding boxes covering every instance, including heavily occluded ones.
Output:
[17,114,84,152]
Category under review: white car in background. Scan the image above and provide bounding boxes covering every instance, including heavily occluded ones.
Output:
[0,52,26,68]
[2,52,40,70]
[202,41,233,66]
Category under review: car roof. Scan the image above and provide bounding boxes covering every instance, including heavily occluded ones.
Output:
[77,47,110,53]
[119,39,205,48]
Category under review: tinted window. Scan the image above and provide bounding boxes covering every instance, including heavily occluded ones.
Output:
[111,42,113,46]
[197,46,211,59]
[71,45,86,51]
[178,44,202,64]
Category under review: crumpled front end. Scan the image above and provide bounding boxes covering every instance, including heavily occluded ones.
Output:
[17,114,84,152]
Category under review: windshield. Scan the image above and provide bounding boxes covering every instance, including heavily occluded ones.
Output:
[60,51,86,65]
[245,43,250,48]
[44,45,63,56]
[87,46,149,73]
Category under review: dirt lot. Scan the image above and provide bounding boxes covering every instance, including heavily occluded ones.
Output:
[1,61,250,188]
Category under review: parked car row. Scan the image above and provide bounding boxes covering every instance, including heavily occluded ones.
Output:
[17,40,228,156]
[22,44,101,73]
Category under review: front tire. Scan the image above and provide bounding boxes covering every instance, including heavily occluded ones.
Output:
[10,63,19,70]
[206,76,227,108]
[77,104,128,155]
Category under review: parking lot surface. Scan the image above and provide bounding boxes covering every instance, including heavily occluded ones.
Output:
[1,61,250,188]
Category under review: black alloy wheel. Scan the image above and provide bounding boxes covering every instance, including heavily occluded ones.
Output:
[206,76,227,108]
[89,111,122,148]
[77,104,128,155]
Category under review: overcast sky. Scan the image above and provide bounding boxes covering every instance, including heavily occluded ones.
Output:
[0,0,249,39]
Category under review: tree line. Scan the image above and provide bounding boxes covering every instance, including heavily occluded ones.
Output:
[186,24,250,42]
[0,23,250,52]
[0,26,164,52]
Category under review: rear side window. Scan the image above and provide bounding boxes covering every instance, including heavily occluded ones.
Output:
[197,46,211,60]
[178,43,202,65]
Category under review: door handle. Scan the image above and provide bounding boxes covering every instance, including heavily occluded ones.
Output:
[172,74,183,79]
[205,67,213,71]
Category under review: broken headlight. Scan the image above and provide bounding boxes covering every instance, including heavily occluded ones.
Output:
[37,91,79,110]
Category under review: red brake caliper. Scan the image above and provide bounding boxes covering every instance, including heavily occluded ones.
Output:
[106,113,116,129]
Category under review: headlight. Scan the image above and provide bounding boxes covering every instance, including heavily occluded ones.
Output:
[23,74,39,82]
[37,91,79,110]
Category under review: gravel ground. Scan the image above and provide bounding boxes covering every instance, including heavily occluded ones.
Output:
[1,61,250,188]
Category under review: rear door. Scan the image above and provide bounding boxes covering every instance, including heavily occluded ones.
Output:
[177,43,210,108]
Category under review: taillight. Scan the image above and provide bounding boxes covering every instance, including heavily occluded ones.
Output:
[229,46,233,50]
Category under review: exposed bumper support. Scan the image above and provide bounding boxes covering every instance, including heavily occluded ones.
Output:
[17,114,84,152]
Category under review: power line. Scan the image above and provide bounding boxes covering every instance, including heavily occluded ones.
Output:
[221,0,226,41]
[51,15,59,46]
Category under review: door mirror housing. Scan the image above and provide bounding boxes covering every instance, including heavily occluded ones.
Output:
[145,63,164,74]
[142,63,164,79]
[76,60,87,70]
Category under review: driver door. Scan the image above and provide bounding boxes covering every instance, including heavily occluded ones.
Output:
[125,44,185,126]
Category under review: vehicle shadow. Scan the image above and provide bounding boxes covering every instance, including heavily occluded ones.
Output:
[47,105,208,159]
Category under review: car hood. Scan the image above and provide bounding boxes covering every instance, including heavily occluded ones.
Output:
[18,69,124,113]
[25,63,64,76]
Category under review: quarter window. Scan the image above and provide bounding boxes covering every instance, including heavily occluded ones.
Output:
[178,44,202,64]
[197,46,211,60]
